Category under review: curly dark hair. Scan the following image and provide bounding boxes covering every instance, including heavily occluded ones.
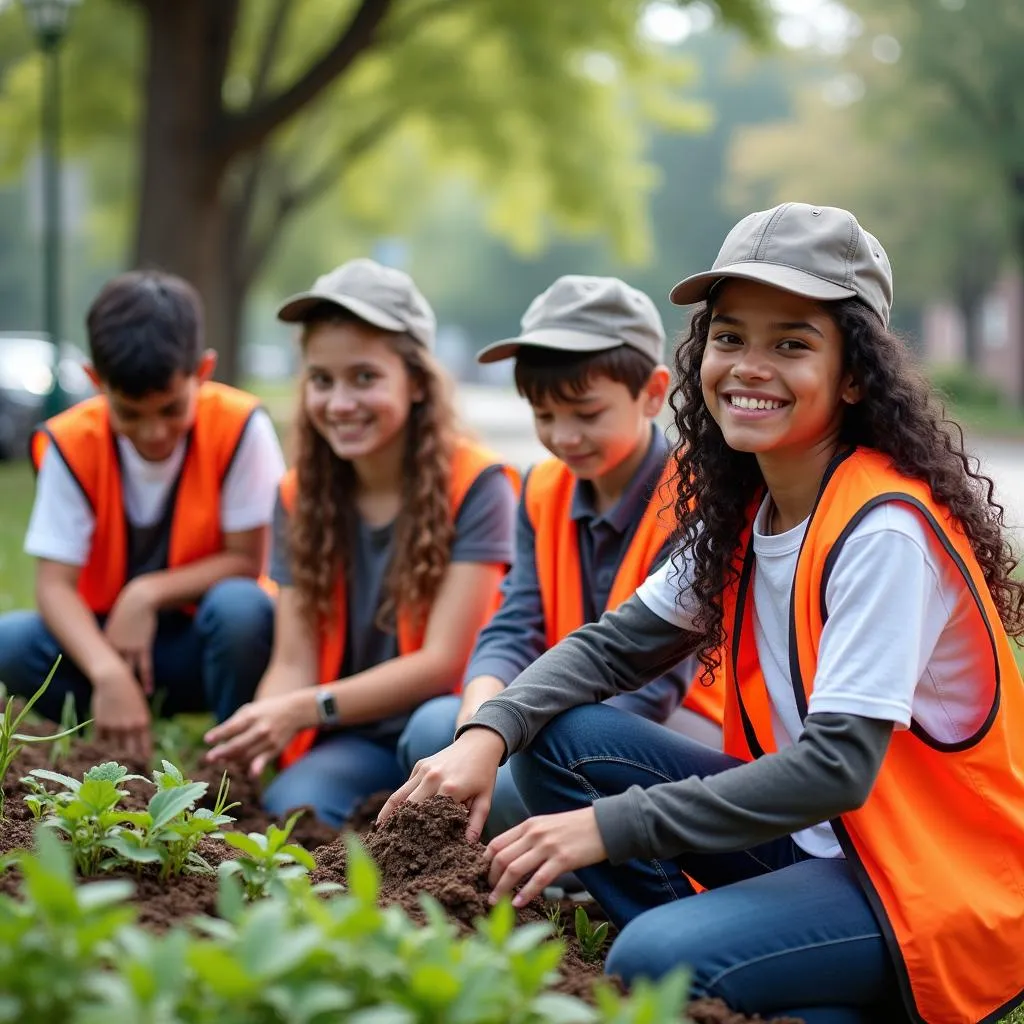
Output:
[670,297,1024,682]
[288,311,457,635]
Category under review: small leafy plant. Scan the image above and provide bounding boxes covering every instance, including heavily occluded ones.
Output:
[219,809,316,900]
[110,761,238,880]
[574,905,610,963]
[543,900,566,940]
[0,656,90,817]
[24,759,236,880]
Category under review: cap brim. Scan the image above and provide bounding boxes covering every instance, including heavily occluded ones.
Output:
[276,292,406,332]
[669,262,857,307]
[476,328,621,365]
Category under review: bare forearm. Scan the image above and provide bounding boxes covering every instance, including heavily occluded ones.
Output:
[323,650,463,726]
[138,551,259,609]
[255,660,316,700]
[36,583,120,684]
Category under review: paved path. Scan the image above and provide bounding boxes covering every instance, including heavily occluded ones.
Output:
[459,386,1024,553]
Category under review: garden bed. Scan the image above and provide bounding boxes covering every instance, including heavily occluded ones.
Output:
[0,728,800,1024]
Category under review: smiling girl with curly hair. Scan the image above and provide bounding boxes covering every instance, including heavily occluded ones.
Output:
[382,206,1024,1024]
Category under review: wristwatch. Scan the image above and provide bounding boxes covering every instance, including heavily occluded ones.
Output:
[315,690,341,727]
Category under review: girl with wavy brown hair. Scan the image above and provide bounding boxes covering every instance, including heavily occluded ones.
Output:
[205,259,517,827]
[381,206,1024,1024]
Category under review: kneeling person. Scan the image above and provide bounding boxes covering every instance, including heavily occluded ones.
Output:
[398,275,723,838]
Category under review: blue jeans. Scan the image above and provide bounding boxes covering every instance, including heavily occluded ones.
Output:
[512,704,905,1024]
[0,577,274,724]
[397,676,684,840]
[263,731,407,828]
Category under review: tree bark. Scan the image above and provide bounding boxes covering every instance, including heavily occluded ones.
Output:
[132,1,241,379]
[130,0,395,384]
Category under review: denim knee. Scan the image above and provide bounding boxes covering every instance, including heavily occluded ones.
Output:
[195,577,274,647]
[396,695,459,776]
[606,915,690,984]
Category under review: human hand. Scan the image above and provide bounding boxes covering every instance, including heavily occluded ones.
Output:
[377,727,506,842]
[455,675,506,729]
[103,578,158,695]
[203,690,316,776]
[486,807,607,908]
[90,657,153,762]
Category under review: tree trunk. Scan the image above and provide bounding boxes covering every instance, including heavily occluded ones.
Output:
[954,284,984,369]
[133,1,242,381]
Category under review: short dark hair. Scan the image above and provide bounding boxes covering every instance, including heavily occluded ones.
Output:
[514,345,657,406]
[86,270,204,397]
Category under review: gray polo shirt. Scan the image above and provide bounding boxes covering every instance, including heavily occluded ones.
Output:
[270,465,517,738]
[465,426,689,722]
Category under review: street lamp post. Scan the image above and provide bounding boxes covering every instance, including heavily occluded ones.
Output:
[20,0,81,417]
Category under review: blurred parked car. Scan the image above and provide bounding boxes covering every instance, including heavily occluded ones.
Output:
[0,333,94,460]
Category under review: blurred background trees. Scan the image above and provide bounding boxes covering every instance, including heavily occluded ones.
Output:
[0,0,1022,400]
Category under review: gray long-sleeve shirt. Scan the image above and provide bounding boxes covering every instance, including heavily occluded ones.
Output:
[461,595,893,865]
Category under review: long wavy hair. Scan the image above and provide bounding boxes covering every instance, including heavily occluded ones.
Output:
[288,310,457,635]
[671,297,1024,682]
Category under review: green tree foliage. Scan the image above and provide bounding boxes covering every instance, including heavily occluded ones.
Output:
[0,0,769,381]
[398,29,792,355]
[727,0,1023,352]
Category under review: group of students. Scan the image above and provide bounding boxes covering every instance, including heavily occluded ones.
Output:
[0,202,1022,1024]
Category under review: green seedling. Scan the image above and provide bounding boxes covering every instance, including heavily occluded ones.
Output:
[574,905,610,963]
[25,759,235,880]
[219,810,316,900]
[104,761,236,881]
[543,900,566,940]
[0,656,90,818]
[26,761,150,875]
[49,690,79,765]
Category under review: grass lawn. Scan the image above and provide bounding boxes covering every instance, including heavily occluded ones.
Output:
[0,459,35,613]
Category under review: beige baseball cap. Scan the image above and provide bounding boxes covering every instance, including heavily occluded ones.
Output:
[670,203,894,326]
[276,258,437,350]
[477,275,665,364]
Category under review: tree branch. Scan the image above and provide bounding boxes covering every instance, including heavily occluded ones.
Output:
[230,0,294,260]
[239,109,403,287]
[218,0,396,162]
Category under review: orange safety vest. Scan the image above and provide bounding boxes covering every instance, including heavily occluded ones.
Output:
[719,447,1024,1024]
[29,383,261,616]
[524,457,723,726]
[277,438,519,768]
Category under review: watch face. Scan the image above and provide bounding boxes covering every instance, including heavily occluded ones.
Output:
[318,691,338,724]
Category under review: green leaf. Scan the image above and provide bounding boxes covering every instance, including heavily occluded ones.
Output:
[216,865,246,921]
[506,921,555,954]
[13,720,90,744]
[103,835,163,864]
[528,993,599,1023]
[278,843,316,870]
[345,1008,416,1024]
[76,878,136,908]
[223,832,266,859]
[345,835,380,904]
[27,768,80,792]
[148,782,207,829]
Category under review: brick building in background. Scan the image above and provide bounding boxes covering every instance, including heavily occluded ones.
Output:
[922,273,1024,406]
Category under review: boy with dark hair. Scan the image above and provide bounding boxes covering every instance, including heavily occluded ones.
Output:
[0,270,284,760]
[399,274,722,835]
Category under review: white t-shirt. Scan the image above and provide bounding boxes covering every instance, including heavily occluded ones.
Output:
[637,495,992,858]
[25,408,286,567]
